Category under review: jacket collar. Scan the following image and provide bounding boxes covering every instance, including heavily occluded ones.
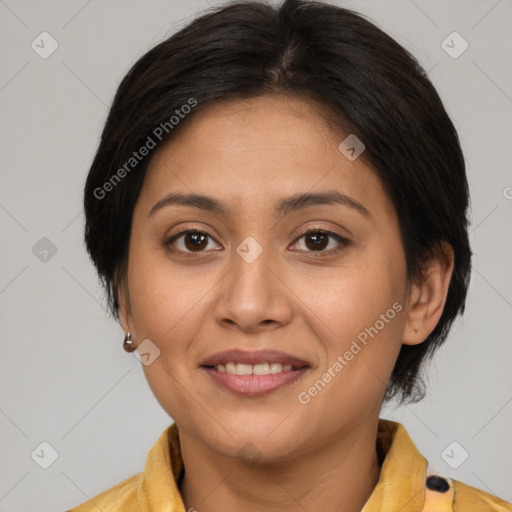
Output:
[137,418,428,512]
[363,419,428,511]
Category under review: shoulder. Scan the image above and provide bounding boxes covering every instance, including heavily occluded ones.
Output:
[65,472,142,512]
[421,474,512,512]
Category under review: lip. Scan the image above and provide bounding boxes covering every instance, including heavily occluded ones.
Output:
[199,349,311,396]
[199,349,310,368]
[201,366,310,396]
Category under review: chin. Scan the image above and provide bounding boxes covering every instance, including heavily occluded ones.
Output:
[204,421,303,464]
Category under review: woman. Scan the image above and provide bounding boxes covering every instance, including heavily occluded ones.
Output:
[68,0,511,510]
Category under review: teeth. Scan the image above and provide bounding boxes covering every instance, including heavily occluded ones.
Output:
[270,363,281,374]
[253,363,269,375]
[225,362,236,374]
[237,363,252,375]
[215,362,297,375]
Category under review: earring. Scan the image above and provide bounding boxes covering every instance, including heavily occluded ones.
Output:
[123,332,136,353]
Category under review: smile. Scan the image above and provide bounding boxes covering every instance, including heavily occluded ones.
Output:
[210,362,300,375]
[201,364,310,396]
[199,349,311,395]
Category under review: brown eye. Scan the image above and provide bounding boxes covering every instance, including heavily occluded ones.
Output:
[166,230,220,253]
[165,228,350,256]
[304,231,329,251]
[292,229,350,254]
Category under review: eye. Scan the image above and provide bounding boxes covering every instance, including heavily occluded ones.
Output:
[165,227,351,256]
[291,228,350,255]
[166,229,221,254]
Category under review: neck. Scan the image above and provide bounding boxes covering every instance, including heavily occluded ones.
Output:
[178,418,382,512]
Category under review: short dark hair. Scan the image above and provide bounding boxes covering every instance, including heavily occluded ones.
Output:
[84,0,472,405]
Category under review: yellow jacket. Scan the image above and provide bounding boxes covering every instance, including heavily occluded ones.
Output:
[66,418,511,511]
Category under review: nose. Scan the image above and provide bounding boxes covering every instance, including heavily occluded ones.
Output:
[212,241,294,333]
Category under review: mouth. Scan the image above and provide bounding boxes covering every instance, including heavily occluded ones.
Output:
[199,349,311,396]
[202,362,307,374]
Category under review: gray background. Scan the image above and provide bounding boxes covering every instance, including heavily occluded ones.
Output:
[0,0,511,510]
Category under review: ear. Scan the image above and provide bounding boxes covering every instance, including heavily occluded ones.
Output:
[403,241,455,345]
[117,275,139,347]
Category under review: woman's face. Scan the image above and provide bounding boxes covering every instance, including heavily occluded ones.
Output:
[120,94,413,461]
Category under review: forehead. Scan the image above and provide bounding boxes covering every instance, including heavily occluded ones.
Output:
[138,94,395,223]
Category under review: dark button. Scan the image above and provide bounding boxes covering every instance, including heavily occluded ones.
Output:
[426,475,450,492]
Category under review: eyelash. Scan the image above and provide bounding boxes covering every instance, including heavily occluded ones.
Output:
[165,227,351,257]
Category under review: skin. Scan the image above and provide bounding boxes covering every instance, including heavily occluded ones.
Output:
[118,93,454,512]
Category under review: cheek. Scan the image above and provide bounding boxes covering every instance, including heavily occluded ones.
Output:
[127,251,213,422]
[298,255,405,338]
[127,245,213,344]
[297,251,407,391]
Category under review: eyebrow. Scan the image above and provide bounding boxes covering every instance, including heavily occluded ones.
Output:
[148,190,371,219]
